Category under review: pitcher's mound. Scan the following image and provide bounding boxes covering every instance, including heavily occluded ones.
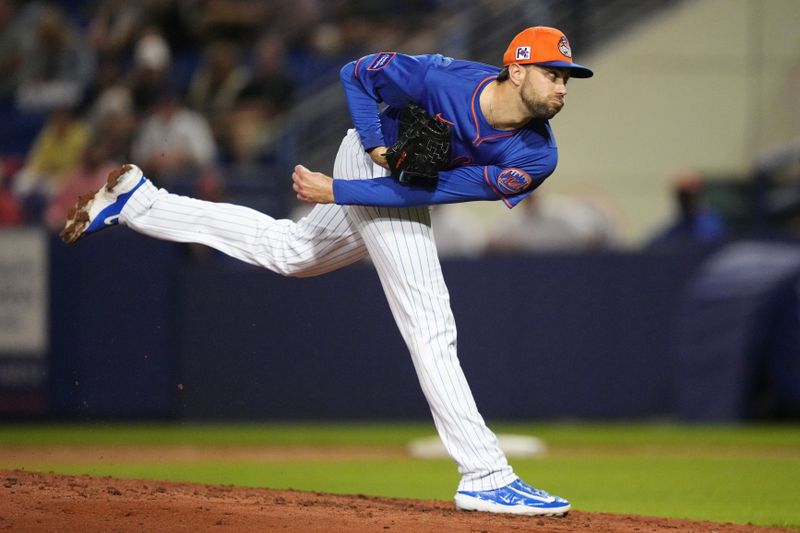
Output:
[0,470,792,532]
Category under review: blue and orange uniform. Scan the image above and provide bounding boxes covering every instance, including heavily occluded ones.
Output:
[334,52,558,209]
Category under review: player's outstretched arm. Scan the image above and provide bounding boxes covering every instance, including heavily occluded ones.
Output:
[332,165,539,208]
[292,165,334,204]
[293,163,542,208]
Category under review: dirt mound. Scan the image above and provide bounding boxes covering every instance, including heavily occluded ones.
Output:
[0,469,792,532]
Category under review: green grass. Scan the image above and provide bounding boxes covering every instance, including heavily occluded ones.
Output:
[0,422,435,447]
[1,422,799,529]
[3,421,799,447]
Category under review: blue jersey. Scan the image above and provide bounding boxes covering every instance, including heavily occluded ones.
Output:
[333,52,559,209]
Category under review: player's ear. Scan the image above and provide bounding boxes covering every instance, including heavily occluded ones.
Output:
[507,63,526,87]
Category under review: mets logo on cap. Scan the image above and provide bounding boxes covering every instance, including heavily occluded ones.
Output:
[496,168,532,195]
[558,36,572,58]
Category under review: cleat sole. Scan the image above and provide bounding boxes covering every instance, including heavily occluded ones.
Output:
[60,164,135,244]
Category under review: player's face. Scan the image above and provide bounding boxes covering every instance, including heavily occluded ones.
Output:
[520,66,569,120]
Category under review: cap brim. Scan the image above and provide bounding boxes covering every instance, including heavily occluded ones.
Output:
[534,60,593,78]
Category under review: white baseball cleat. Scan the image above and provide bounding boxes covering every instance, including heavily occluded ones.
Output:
[454,478,570,516]
[60,164,146,244]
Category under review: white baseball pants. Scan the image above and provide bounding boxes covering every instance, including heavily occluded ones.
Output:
[119,129,516,492]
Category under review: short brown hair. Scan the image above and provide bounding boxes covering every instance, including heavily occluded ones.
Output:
[496,66,509,82]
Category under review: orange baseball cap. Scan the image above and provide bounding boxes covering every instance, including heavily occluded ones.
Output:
[503,26,593,78]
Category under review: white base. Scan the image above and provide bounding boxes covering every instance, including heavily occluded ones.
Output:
[408,433,546,459]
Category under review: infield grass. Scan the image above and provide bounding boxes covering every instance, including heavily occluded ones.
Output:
[1,422,799,530]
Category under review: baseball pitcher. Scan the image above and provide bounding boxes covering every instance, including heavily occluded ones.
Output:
[61,26,592,516]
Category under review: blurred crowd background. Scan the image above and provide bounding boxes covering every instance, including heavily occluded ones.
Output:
[7,0,793,257]
[0,0,384,231]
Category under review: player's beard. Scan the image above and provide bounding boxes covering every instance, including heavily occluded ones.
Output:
[521,86,563,120]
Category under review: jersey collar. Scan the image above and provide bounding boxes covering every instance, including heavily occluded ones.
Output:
[470,76,518,147]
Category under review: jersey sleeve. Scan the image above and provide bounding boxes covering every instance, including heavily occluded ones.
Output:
[332,164,546,208]
[340,53,436,151]
[481,165,547,208]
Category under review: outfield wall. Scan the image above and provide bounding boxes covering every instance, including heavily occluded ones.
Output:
[3,229,797,422]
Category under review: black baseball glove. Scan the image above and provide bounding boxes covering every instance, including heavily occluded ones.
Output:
[383,103,452,184]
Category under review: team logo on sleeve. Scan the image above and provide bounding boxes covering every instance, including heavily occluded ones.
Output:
[368,52,397,70]
[515,46,531,61]
[558,36,572,58]
[496,168,532,194]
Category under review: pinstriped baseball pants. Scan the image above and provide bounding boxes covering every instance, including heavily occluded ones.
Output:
[120,129,517,492]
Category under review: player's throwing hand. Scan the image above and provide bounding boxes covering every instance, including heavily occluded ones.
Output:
[292,165,334,204]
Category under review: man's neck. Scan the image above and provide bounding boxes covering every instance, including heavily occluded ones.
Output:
[480,81,532,131]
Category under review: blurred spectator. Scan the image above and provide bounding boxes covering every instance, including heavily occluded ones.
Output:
[131,83,217,187]
[647,170,728,250]
[430,204,488,259]
[84,58,137,162]
[261,0,322,39]
[128,27,173,115]
[93,108,137,165]
[487,193,619,254]
[12,106,89,221]
[137,0,201,57]
[226,34,295,163]
[86,0,145,61]
[85,57,132,122]
[43,138,117,231]
[15,4,95,113]
[187,39,250,153]
[193,0,268,45]
[290,21,356,86]
[187,40,250,117]
[239,34,294,116]
[0,0,24,102]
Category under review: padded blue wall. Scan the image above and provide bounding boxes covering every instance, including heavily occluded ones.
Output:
[40,231,730,420]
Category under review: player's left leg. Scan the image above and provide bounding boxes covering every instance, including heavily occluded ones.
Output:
[332,130,513,489]
[345,202,518,489]
[335,129,569,515]
[346,198,570,515]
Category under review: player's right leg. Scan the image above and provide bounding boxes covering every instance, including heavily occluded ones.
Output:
[60,164,368,277]
[60,164,146,244]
